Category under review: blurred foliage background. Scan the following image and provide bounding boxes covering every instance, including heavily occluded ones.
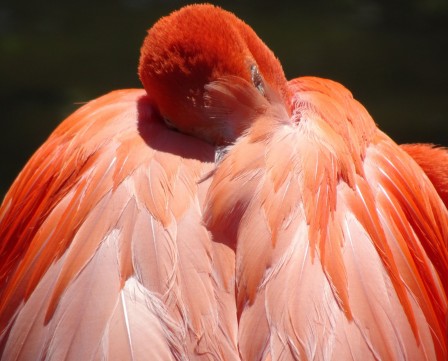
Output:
[1,0,447,197]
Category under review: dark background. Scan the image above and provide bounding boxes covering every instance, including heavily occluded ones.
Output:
[1,0,447,197]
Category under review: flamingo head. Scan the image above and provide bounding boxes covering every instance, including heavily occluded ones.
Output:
[139,4,288,145]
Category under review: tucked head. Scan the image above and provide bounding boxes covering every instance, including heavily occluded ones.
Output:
[139,4,288,145]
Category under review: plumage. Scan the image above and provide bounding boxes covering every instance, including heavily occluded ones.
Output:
[0,90,238,360]
[205,76,447,360]
[1,4,447,361]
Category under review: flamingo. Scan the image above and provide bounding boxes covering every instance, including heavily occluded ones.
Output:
[0,4,447,360]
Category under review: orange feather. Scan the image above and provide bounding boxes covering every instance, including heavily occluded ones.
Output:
[401,143,448,208]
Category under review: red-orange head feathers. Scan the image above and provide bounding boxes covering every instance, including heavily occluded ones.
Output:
[139,4,288,145]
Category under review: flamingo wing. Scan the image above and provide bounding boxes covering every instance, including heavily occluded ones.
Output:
[0,90,238,360]
[205,76,448,360]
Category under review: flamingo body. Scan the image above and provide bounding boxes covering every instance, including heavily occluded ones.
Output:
[1,4,447,361]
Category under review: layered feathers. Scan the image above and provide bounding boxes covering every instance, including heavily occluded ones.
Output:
[205,77,447,360]
[0,90,238,360]
[1,4,447,361]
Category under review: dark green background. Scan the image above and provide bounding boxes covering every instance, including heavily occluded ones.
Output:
[1,0,447,197]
